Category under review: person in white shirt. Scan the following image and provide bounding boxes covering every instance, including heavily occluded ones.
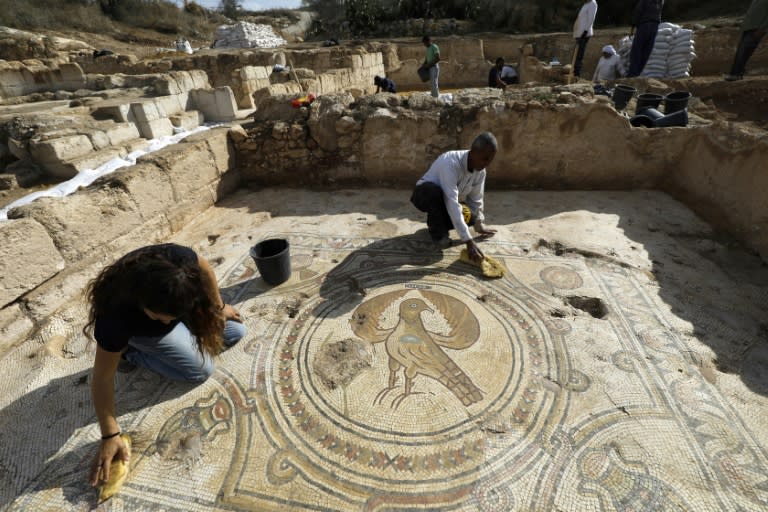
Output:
[572,0,598,78]
[410,132,498,262]
[593,44,622,82]
[501,64,519,84]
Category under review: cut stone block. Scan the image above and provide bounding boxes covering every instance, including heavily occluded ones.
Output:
[29,134,93,164]
[154,95,185,116]
[136,117,175,140]
[169,110,204,131]
[130,101,167,123]
[105,122,141,146]
[86,130,110,150]
[92,103,134,123]
[0,304,34,356]
[0,218,65,307]
[190,86,238,122]
[138,138,219,201]
[90,162,174,221]
[7,183,143,264]
[42,146,127,178]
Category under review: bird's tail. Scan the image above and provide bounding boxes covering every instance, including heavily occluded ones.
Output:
[436,361,483,406]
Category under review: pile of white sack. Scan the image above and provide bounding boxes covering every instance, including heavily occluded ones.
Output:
[617,22,696,78]
[212,21,287,49]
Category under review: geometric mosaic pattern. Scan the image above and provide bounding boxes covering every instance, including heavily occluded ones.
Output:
[4,233,768,511]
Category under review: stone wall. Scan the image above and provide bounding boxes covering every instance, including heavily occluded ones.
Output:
[0,127,240,355]
[0,61,87,100]
[389,26,768,90]
[234,86,768,262]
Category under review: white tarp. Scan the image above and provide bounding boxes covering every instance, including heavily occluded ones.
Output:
[0,125,214,221]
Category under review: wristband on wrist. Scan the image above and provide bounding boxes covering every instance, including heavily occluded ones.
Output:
[101,431,121,440]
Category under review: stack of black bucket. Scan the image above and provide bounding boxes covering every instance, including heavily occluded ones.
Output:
[612,84,690,128]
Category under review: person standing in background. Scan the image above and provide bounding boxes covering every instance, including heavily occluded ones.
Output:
[421,36,441,97]
[725,0,768,80]
[627,0,665,77]
[573,0,598,78]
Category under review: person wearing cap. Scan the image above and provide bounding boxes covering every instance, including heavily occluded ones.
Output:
[374,75,397,93]
[725,0,768,81]
[572,0,598,78]
[593,45,622,82]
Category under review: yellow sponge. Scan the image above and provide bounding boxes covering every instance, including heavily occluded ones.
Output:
[98,433,132,502]
[459,249,505,278]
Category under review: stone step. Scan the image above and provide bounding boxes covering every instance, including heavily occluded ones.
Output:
[169,110,203,132]
[43,146,127,179]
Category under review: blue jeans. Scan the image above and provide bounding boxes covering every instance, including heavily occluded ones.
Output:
[124,320,246,382]
[429,64,440,97]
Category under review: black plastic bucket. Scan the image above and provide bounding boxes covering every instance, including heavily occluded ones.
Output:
[654,108,688,127]
[612,84,636,110]
[250,238,291,286]
[664,91,692,114]
[417,66,430,82]
[630,114,655,127]
[635,93,663,114]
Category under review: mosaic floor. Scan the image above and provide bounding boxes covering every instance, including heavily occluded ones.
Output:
[1,190,767,511]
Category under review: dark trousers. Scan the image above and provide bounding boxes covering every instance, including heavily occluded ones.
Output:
[574,36,590,77]
[628,21,659,77]
[411,182,475,240]
[730,29,766,77]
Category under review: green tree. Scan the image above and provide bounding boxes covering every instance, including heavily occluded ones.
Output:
[219,0,241,19]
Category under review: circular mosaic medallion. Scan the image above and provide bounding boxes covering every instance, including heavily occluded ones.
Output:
[540,266,584,290]
[260,265,571,493]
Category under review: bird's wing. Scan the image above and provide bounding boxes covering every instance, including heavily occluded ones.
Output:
[350,289,408,343]
[420,290,480,349]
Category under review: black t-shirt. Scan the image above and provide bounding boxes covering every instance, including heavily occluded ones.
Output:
[94,244,198,352]
[488,67,502,88]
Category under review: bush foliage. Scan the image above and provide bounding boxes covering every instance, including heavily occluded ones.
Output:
[301,0,752,36]
[0,0,218,37]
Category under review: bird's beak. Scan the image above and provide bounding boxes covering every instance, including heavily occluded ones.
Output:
[425,307,434,314]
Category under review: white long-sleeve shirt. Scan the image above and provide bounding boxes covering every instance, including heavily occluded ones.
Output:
[573,0,598,38]
[416,150,486,242]
[593,54,621,81]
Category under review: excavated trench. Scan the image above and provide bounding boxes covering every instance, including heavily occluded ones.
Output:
[1,26,768,512]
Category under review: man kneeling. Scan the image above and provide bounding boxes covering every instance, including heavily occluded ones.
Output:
[410,132,498,262]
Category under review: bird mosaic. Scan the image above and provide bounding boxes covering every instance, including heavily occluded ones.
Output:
[350,290,483,409]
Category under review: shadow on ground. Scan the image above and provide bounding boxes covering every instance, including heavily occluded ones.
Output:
[221,187,768,397]
[0,366,200,509]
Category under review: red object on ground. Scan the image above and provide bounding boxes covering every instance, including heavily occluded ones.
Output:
[291,93,316,108]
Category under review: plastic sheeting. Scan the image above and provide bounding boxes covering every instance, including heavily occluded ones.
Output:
[0,125,214,221]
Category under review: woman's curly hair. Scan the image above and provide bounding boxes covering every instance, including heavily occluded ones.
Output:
[83,248,224,357]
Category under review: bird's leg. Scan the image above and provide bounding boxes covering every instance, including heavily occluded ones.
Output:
[391,367,424,410]
[374,359,400,405]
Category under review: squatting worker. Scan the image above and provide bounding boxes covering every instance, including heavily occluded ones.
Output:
[410,132,498,262]
[374,75,397,93]
[593,45,622,82]
[84,243,245,486]
[421,35,441,98]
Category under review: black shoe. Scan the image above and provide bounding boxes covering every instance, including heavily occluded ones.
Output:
[724,74,743,81]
